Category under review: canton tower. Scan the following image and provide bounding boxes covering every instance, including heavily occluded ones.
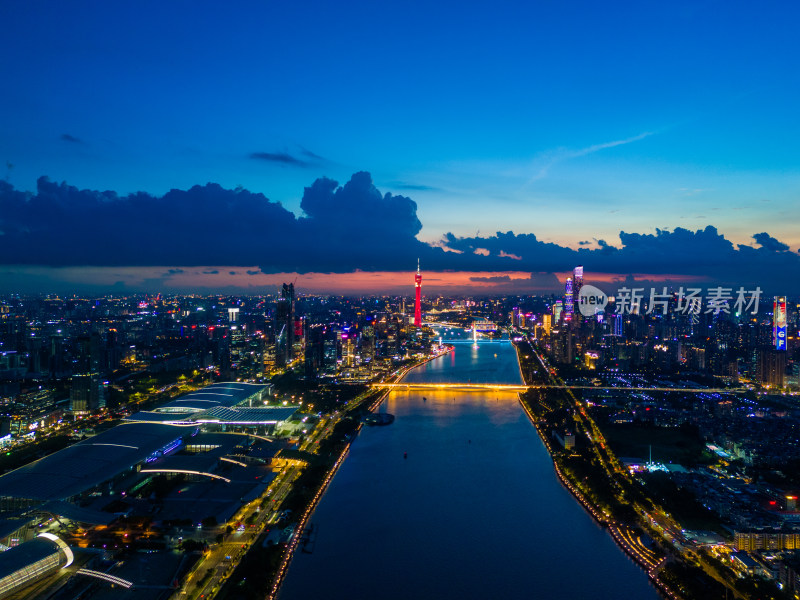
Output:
[414,259,422,327]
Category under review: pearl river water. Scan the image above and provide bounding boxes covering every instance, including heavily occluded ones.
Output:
[278,330,659,599]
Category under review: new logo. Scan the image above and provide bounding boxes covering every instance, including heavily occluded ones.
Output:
[578,285,608,317]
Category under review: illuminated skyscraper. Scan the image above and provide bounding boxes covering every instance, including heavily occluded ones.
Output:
[553,300,563,323]
[542,314,552,335]
[275,283,295,366]
[565,277,574,321]
[573,266,584,299]
[611,313,624,337]
[414,260,422,327]
[774,296,787,351]
[572,266,584,319]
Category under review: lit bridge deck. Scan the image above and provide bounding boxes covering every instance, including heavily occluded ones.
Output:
[373,383,528,391]
[371,383,745,394]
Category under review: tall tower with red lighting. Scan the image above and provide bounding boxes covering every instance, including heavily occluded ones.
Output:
[414,259,422,327]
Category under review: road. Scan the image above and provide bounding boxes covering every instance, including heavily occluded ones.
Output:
[175,462,302,600]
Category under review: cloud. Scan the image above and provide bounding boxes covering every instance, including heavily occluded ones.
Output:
[60,133,85,144]
[388,181,441,192]
[568,131,654,159]
[469,272,563,292]
[678,187,713,196]
[442,230,575,269]
[752,232,789,252]
[166,268,184,275]
[528,131,654,182]
[441,225,800,292]
[0,174,797,292]
[229,271,237,275]
[596,239,616,254]
[0,178,300,266]
[250,147,326,168]
[282,171,441,273]
[0,173,439,275]
[250,151,310,167]
[299,147,325,161]
[470,275,511,283]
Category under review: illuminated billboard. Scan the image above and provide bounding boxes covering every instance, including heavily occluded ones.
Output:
[774,296,787,351]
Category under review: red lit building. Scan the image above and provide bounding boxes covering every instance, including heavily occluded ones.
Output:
[414,260,422,327]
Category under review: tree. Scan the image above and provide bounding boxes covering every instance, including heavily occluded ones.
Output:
[201,515,218,528]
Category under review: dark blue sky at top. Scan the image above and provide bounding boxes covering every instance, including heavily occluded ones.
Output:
[0,0,798,292]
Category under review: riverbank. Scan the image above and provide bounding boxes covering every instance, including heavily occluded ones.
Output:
[517,391,679,599]
[266,417,367,600]
[262,348,450,600]
[512,339,680,600]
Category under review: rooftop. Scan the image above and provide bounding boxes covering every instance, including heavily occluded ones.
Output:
[125,382,272,425]
[192,406,298,425]
[124,411,197,424]
[0,423,185,503]
[154,382,267,413]
[0,534,70,582]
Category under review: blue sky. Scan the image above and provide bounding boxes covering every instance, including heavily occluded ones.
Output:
[0,0,798,293]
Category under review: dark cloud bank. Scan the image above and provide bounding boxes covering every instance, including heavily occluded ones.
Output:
[0,173,798,293]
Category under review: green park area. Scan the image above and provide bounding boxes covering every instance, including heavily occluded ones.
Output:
[598,421,715,467]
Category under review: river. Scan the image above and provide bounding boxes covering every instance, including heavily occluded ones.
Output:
[279,330,659,599]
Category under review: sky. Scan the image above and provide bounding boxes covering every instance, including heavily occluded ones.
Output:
[0,0,798,295]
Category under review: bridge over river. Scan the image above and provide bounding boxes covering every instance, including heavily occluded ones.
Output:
[371,382,746,394]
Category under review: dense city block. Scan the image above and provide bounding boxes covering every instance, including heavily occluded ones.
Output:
[0,279,797,600]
